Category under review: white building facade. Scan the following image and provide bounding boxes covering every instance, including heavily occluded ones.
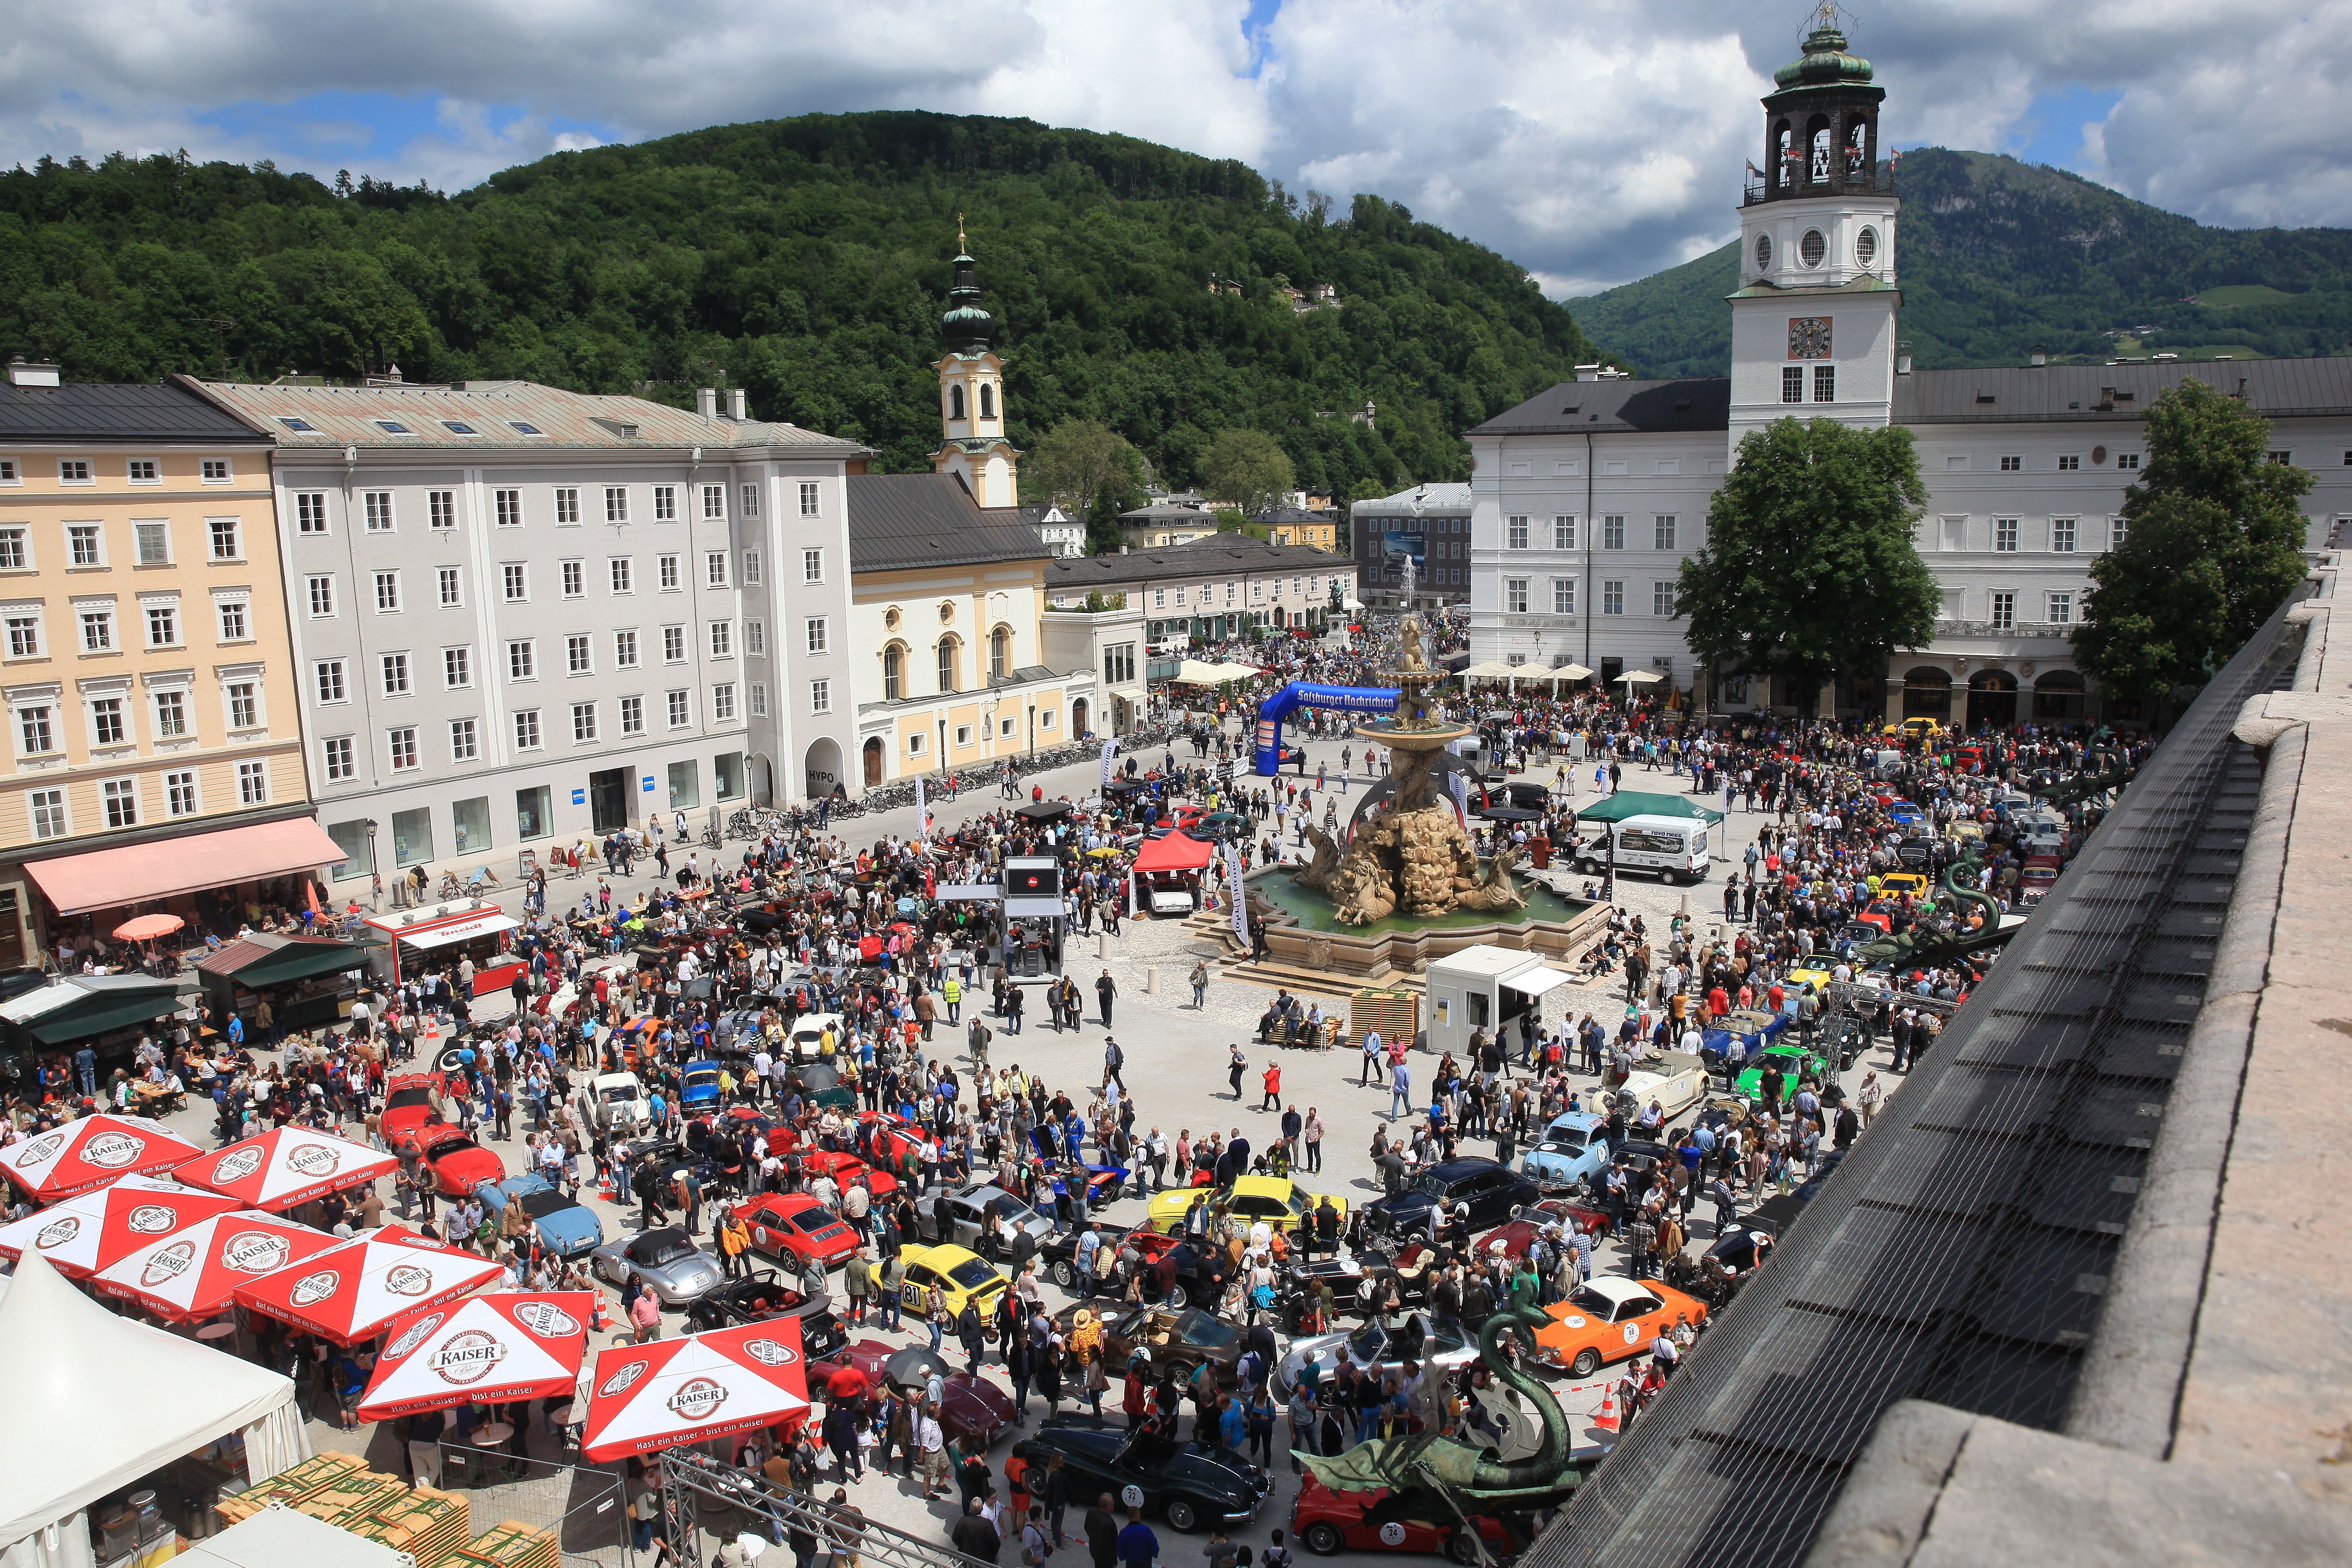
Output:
[1469,18,2352,727]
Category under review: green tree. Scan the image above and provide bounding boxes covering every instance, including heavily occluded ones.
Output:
[1676,418,1940,696]
[1202,427,1296,517]
[1082,477,1146,556]
[2074,377,2312,698]
[1025,419,1147,522]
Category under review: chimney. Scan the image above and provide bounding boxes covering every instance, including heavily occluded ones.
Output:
[1896,354,1913,375]
[7,357,61,388]
[727,388,747,420]
[696,388,718,418]
[384,362,403,383]
[1574,364,1602,383]
[2029,346,2047,367]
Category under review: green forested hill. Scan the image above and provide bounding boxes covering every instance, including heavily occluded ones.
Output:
[0,112,1598,493]
[1571,148,2352,378]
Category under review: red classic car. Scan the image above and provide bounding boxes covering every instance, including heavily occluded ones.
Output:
[1291,1475,1515,1561]
[807,1339,1014,1448]
[799,1150,900,1201]
[1470,1197,1609,1263]
[381,1071,446,1148]
[737,1192,860,1270]
[407,1124,506,1197]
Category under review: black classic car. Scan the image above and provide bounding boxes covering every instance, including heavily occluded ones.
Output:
[681,1269,847,1359]
[1021,1416,1270,1533]
[1350,1157,1539,1245]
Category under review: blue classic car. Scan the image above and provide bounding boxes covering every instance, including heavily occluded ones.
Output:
[1522,1110,1610,1191]
[1698,1009,1792,1085]
[680,1059,724,1111]
[479,1172,605,1258]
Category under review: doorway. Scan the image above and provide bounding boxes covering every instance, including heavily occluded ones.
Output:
[587,767,631,833]
[862,737,884,788]
[1072,698,1088,738]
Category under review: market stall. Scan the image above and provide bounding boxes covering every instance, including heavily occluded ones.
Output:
[0,1115,208,1203]
[0,976,199,1089]
[1128,829,1216,915]
[193,936,372,1039]
[0,1252,309,1568]
[360,900,522,998]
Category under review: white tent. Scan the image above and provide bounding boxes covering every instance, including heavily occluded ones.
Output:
[1169,659,1229,685]
[0,1251,309,1567]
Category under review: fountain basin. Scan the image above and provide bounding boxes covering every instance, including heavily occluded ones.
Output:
[1241,865,1607,984]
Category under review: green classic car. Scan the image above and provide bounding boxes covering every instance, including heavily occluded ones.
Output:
[1734,1042,1828,1102]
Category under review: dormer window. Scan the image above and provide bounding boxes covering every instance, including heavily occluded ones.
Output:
[510,422,545,437]
[441,420,479,435]
[373,420,411,434]
[279,417,316,432]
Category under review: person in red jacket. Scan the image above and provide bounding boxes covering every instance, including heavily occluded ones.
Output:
[1260,1062,1282,1112]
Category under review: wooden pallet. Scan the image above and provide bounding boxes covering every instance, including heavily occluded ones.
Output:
[1350,988,1419,1048]
[456,1522,559,1568]
[366,1486,470,1568]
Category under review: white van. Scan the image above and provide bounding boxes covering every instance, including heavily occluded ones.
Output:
[1575,814,1711,884]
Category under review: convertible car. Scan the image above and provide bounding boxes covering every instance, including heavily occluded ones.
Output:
[1020,1417,1269,1533]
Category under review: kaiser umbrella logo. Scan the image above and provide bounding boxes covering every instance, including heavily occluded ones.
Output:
[289,1269,343,1308]
[386,1313,445,1359]
[141,1238,199,1286]
[284,1142,342,1180]
[428,1328,509,1386]
[511,1300,581,1338]
[599,1361,650,1398]
[83,1132,148,1170]
[213,1147,265,1186]
[127,1204,179,1234]
[384,1264,436,1297]
[666,1377,729,1422]
[34,1214,82,1250]
[224,1230,293,1274]
[742,1338,798,1368]
[19,1133,64,1167]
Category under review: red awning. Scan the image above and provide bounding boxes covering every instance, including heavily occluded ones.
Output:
[1132,831,1217,873]
[24,817,346,916]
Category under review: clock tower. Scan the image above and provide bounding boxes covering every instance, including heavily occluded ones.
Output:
[1727,7,1900,452]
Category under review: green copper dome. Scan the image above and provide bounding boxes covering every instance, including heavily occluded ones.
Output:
[941,248,994,352]
[1774,23,1874,90]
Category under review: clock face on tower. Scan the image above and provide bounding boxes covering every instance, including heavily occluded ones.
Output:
[1788,317,1833,360]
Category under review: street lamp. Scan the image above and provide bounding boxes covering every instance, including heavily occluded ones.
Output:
[1602,823,1617,904]
[365,818,381,910]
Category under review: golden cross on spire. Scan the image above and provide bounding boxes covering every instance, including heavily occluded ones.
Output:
[957,212,966,250]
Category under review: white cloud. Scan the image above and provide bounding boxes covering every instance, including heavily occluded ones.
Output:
[1,0,2348,299]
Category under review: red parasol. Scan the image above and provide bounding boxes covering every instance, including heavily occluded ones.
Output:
[0,1115,207,1202]
[357,1291,594,1420]
[175,1127,397,1211]
[580,1316,811,1462]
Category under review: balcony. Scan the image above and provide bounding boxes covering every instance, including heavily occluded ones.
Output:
[1744,163,1895,207]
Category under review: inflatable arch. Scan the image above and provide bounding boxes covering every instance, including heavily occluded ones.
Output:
[1253,681,1400,775]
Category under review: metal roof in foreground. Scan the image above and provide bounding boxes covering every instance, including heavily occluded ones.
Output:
[1525,589,2311,1568]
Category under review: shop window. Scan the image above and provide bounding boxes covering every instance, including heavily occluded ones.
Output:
[452,796,492,854]
[391,807,434,868]
[326,819,373,880]
[668,759,700,810]
[516,785,552,841]
[715,752,745,801]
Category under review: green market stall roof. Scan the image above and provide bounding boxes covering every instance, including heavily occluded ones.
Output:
[1572,791,1726,826]
[195,934,376,988]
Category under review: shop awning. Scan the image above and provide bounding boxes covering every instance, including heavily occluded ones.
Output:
[1501,967,1577,1000]
[27,988,189,1045]
[195,935,373,987]
[389,911,518,950]
[23,816,346,916]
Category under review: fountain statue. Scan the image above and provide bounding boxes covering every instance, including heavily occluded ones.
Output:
[1311,601,1526,926]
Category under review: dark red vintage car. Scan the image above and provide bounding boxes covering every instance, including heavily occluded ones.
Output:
[807,1339,1016,1448]
[1291,1476,1515,1561]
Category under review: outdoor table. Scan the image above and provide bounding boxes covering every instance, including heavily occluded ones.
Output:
[194,1322,237,1342]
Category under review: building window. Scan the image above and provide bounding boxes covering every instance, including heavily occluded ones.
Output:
[1553,516,1576,550]
[133,520,171,564]
[801,617,827,656]
[127,459,160,484]
[1655,515,1677,551]
[101,777,138,829]
[502,563,527,601]
[1552,578,1575,614]
[1602,580,1625,616]
[990,624,1014,678]
[706,551,729,588]
[362,492,393,532]
[2110,517,2129,549]
[619,695,644,735]
[709,620,733,658]
[307,576,335,617]
[381,652,411,695]
[225,680,259,729]
[883,645,903,700]
[496,489,522,527]
[0,526,27,568]
[742,549,762,585]
[936,636,959,694]
[508,639,536,680]
[236,760,268,805]
[557,560,582,599]
[1506,516,1529,549]
[145,605,178,647]
[4,613,38,658]
[662,625,685,663]
[2047,591,2075,625]
[321,737,354,782]
[1504,577,1528,613]
[450,718,478,761]
[201,459,230,483]
[1653,581,1676,617]
[316,659,346,703]
[207,517,240,559]
[799,481,820,517]
[367,570,399,612]
[567,634,593,674]
[2052,517,2078,552]
[610,557,634,594]
[653,484,677,521]
[1990,590,2016,630]
[428,491,456,531]
[702,484,725,520]
[16,705,52,754]
[1998,454,2022,472]
[1602,516,1625,550]
[27,785,67,838]
[1993,518,2019,552]
[746,620,766,655]
[78,608,113,651]
[605,486,629,524]
[750,683,768,717]
[1105,643,1137,685]
[58,460,91,484]
[615,630,639,669]
[667,689,691,727]
[741,483,760,517]
[514,709,542,749]
[554,488,579,525]
[438,566,462,606]
[1813,365,1836,402]
[2266,449,2293,465]
[2058,454,2082,471]
[444,647,472,688]
[1782,366,1804,404]
[68,524,102,566]
[2117,452,2141,471]
[153,690,186,738]
[658,554,680,591]
[388,727,419,771]
[712,683,736,721]
[571,702,598,743]
[800,548,826,584]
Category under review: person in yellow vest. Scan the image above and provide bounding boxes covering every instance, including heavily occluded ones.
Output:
[717,1205,752,1281]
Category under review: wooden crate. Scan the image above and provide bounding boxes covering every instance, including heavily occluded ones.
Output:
[251,1453,370,1507]
[341,1519,420,1559]
[1350,988,1418,1048]
[299,1474,409,1529]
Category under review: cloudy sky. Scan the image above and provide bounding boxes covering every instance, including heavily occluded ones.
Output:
[5,0,2348,297]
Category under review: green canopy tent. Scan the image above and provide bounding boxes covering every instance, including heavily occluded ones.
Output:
[1573,791,1726,826]
[195,934,377,1035]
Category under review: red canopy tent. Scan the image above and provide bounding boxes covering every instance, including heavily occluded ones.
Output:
[0,1174,242,1279]
[580,1317,811,1462]
[1131,831,1216,873]
[233,1225,503,1346]
[356,1291,594,1420]
[0,1115,206,1202]
[175,1127,397,1212]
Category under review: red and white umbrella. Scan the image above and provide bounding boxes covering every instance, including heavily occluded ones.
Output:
[93,1210,338,1322]
[0,1174,243,1279]
[581,1317,811,1462]
[233,1225,503,1345]
[0,1115,205,1201]
[356,1291,594,1420]
[175,1127,396,1211]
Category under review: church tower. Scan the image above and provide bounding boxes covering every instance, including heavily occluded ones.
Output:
[929,224,1021,507]
[1726,7,1900,451]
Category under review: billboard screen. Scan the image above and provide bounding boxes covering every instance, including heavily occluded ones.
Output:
[1382,529,1427,565]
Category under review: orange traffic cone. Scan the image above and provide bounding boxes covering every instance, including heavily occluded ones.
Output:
[1592,1390,1620,1433]
[589,1294,613,1333]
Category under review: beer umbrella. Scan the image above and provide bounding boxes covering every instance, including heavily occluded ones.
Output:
[234,1224,504,1346]
[357,1291,595,1420]
[580,1315,811,1461]
[175,1127,397,1212]
[0,1174,242,1279]
[93,1210,339,1322]
[0,1114,207,1202]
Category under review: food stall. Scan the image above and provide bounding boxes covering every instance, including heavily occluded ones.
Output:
[0,974,201,1092]
[193,936,372,1039]
[359,900,523,998]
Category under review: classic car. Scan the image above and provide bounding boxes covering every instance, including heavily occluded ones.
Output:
[1530,1277,1710,1378]
[1351,1158,1538,1245]
[1611,1050,1710,1122]
[1471,1197,1609,1262]
[590,1225,724,1305]
[1039,1224,1196,1296]
[681,1269,846,1357]
[1147,1174,1348,1239]
[579,1071,653,1135]
[805,1340,1015,1448]
[407,1125,505,1197]
[799,1150,901,1202]
[1274,1312,1480,1401]
[787,1012,844,1063]
[868,1242,1007,1319]
[1020,1416,1269,1532]
[1290,1476,1520,1562]
[680,1059,724,1112]
[381,1072,446,1147]
[909,1181,1057,1255]
[735,1193,860,1270]
[477,1172,604,1257]
[1059,1302,1247,1386]
[1520,1110,1610,1191]
[1732,1042,1829,1102]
